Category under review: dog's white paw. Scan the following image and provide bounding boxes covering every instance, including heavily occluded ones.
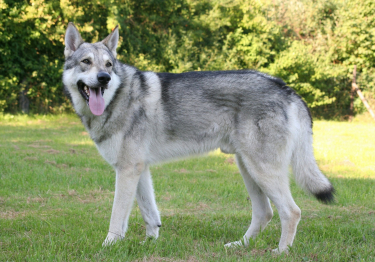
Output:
[140,236,157,245]
[102,232,124,247]
[272,247,289,255]
[224,237,250,249]
[146,224,160,239]
[139,225,160,245]
[224,240,243,248]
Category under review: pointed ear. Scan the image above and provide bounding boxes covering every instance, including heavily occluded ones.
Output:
[64,22,84,58]
[102,25,119,57]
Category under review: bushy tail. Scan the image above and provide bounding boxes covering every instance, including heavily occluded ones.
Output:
[291,114,335,204]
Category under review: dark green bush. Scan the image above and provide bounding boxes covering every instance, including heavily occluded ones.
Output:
[0,0,374,118]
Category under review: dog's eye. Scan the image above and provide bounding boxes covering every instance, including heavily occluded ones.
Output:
[81,59,91,65]
[106,62,112,67]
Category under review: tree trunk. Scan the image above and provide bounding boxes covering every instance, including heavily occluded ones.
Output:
[19,78,30,114]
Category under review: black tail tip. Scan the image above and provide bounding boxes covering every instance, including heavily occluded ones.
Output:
[314,186,335,204]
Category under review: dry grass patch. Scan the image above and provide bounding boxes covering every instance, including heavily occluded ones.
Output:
[45,149,60,154]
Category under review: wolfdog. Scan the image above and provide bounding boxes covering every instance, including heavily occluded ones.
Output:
[63,23,334,253]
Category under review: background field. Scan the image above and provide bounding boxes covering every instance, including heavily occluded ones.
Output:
[1,114,375,261]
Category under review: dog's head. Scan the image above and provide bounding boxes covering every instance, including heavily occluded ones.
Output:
[63,22,120,116]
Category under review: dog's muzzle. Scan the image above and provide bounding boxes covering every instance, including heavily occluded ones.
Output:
[77,72,111,116]
[97,72,111,85]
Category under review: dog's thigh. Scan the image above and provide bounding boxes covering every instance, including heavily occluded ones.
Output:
[136,167,161,238]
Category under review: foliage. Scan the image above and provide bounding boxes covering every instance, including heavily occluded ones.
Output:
[0,0,64,113]
[0,0,374,118]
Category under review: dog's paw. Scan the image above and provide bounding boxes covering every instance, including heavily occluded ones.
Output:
[224,237,250,249]
[224,240,243,248]
[102,232,123,247]
[146,224,160,239]
[140,235,157,245]
[271,247,289,255]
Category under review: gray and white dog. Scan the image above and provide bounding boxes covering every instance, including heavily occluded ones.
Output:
[63,23,334,253]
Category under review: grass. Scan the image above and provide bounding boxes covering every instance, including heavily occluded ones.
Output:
[0,113,374,261]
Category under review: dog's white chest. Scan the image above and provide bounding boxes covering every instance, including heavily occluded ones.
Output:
[95,132,123,166]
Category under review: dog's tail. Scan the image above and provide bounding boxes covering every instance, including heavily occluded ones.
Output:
[291,102,334,204]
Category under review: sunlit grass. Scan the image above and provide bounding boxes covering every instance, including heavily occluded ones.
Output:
[314,120,375,179]
[1,113,374,261]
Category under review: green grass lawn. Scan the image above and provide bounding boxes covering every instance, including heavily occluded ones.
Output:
[1,114,374,261]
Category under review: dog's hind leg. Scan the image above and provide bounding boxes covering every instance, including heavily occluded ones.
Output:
[136,167,161,239]
[225,114,301,253]
[236,154,274,246]
[238,152,301,253]
[225,154,274,248]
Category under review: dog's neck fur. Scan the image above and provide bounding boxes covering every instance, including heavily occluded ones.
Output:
[76,62,164,157]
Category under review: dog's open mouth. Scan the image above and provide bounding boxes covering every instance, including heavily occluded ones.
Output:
[78,81,106,116]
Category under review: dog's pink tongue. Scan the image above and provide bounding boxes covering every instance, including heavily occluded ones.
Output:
[89,88,105,116]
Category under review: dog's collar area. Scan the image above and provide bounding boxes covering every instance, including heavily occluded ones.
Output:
[77,80,105,103]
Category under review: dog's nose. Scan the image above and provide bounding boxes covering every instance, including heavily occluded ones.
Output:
[97,72,111,85]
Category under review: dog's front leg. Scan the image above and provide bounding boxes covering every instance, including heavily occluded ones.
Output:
[103,164,143,246]
[136,167,161,240]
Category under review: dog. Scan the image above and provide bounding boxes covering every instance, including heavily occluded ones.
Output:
[62,22,334,253]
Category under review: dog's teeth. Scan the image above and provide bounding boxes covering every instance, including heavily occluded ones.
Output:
[83,86,89,96]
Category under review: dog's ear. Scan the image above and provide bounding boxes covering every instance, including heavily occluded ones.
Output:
[102,25,119,57]
[64,22,84,58]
